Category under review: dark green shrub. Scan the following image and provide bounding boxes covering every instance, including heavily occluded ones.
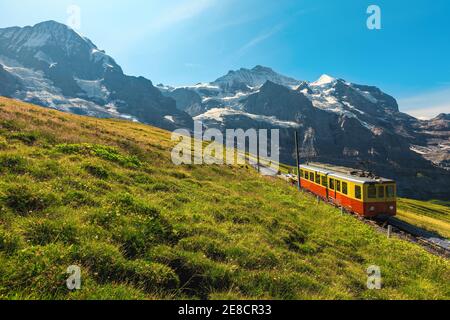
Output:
[115,225,148,258]
[118,139,145,158]
[109,195,176,258]
[151,183,171,192]
[25,220,79,245]
[225,245,279,269]
[0,154,27,174]
[0,119,22,131]
[112,193,160,217]
[87,209,122,229]
[2,244,72,296]
[113,217,176,258]
[73,242,128,283]
[84,164,110,179]
[73,242,179,291]
[56,144,141,168]
[125,260,179,291]
[178,236,227,262]
[2,185,56,215]
[29,160,62,180]
[282,227,309,252]
[0,228,22,254]
[238,271,322,299]
[62,190,98,208]
[150,182,179,193]
[170,171,188,179]
[9,132,39,145]
[0,136,7,150]
[131,173,155,184]
[148,246,234,298]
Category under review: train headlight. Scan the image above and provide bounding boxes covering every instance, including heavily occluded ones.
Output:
[369,206,375,211]
[389,206,394,211]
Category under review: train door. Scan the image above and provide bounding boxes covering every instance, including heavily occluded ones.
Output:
[328,177,336,201]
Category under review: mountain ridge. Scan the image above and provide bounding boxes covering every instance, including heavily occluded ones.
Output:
[0,20,192,130]
[160,68,450,199]
[0,20,448,199]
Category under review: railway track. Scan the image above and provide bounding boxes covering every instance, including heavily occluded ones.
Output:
[371,216,450,258]
[247,159,450,258]
[330,198,449,258]
[277,173,450,258]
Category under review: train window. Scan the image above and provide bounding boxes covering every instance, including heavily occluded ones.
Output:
[355,186,362,199]
[368,185,377,199]
[329,178,335,190]
[336,180,341,192]
[309,172,314,182]
[342,182,348,195]
[387,185,395,198]
[315,173,320,184]
[321,176,327,187]
[378,186,385,198]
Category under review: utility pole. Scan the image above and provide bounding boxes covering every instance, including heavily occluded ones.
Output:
[295,131,301,191]
[257,131,260,173]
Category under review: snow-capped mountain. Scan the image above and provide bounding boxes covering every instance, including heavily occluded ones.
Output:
[160,67,449,199]
[213,65,302,90]
[157,65,304,117]
[0,21,192,130]
[0,21,448,198]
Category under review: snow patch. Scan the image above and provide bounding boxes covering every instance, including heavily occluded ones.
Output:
[195,108,301,128]
[311,74,336,87]
[164,115,175,123]
[410,145,431,155]
[355,88,378,104]
[0,55,136,122]
[34,51,54,65]
[213,66,301,89]
[180,83,221,91]
[22,32,51,48]
[75,78,109,100]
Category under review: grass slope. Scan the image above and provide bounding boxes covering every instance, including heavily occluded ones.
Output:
[397,198,450,239]
[0,97,448,300]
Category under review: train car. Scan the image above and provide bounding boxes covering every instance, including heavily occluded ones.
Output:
[299,164,397,217]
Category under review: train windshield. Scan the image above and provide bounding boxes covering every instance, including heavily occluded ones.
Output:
[386,185,396,198]
[378,186,385,198]
[368,185,377,198]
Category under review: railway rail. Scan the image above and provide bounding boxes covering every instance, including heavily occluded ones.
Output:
[245,156,449,257]
[322,190,449,258]
[372,216,450,258]
[278,172,450,258]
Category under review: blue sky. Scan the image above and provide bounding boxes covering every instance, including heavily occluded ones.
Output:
[0,0,449,118]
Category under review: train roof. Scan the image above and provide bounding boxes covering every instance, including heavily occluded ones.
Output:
[299,164,395,185]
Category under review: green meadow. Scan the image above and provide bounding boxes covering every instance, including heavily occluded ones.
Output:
[0,97,448,300]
